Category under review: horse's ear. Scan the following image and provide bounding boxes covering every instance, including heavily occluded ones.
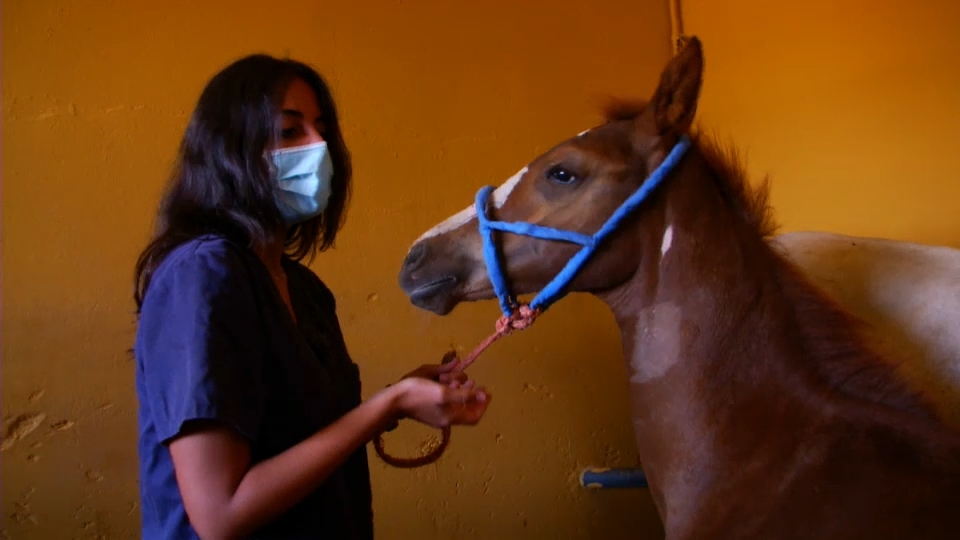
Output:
[649,36,704,135]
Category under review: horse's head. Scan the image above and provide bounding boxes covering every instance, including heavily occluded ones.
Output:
[399,38,705,316]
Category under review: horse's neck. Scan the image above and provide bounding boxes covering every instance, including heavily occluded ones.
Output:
[598,159,933,527]
[600,185,785,513]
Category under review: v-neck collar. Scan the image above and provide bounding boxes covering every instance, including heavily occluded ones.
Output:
[251,253,304,336]
[278,257,305,333]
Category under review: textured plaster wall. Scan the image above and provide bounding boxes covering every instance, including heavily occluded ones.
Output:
[683,0,960,246]
[1,0,672,538]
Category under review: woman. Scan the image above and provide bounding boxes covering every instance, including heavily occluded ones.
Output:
[132,54,492,540]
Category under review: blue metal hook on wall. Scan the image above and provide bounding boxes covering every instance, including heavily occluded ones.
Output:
[580,467,649,489]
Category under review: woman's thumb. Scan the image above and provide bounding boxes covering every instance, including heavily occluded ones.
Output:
[438,358,460,372]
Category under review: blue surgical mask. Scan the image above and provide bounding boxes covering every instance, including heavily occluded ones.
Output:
[269,141,334,225]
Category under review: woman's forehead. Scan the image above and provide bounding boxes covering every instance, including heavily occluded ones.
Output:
[281,78,321,115]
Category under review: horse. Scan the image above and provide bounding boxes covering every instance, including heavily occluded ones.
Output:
[772,231,960,430]
[397,36,960,539]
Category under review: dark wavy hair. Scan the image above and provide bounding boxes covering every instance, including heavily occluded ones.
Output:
[133,54,352,311]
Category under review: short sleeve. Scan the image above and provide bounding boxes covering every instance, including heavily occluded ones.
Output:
[136,239,266,444]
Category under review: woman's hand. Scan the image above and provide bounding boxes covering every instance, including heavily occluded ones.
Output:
[400,350,469,386]
[401,360,469,386]
[390,377,491,429]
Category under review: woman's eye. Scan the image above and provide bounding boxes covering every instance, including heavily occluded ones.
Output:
[281,128,298,139]
[547,165,578,184]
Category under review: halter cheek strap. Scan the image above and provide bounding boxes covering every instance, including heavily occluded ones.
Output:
[475,135,693,317]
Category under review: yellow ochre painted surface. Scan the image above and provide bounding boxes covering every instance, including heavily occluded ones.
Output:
[683,0,960,247]
[2,0,672,538]
[6,0,957,537]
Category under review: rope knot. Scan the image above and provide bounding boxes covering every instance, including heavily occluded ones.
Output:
[496,304,541,335]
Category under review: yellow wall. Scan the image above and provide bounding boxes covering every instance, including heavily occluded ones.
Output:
[683,0,960,247]
[2,0,672,537]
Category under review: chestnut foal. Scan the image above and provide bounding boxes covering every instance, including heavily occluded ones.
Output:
[398,37,960,538]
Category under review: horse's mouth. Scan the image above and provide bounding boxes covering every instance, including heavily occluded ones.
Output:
[407,276,459,314]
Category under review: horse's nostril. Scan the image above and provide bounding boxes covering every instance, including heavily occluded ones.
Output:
[403,242,428,269]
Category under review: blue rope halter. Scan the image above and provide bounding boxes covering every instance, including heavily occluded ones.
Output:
[474,135,693,317]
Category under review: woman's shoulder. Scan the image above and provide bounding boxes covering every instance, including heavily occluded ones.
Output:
[147,234,258,298]
[161,233,251,269]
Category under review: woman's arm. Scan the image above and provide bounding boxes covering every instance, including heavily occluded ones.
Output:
[169,377,490,540]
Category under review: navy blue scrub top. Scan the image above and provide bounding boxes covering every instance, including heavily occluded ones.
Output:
[134,234,373,539]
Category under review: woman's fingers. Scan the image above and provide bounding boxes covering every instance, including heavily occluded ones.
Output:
[444,385,488,405]
[398,378,492,428]
[440,371,471,387]
[449,387,491,424]
[437,358,460,373]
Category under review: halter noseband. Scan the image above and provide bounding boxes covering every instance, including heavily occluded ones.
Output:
[474,135,692,317]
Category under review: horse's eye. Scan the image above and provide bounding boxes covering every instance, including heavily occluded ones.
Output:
[547,165,578,184]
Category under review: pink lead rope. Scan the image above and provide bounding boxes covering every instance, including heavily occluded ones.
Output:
[373,305,541,468]
[457,304,540,371]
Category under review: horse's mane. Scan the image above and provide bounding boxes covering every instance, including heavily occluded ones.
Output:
[602,99,779,239]
[691,132,779,238]
[602,98,937,420]
[693,136,932,418]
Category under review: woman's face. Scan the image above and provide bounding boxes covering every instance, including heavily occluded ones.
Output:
[275,77,325,150]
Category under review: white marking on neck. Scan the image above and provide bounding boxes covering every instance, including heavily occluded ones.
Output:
[577,129,590,137]
[660,225,674,257]
[415,166,528,243]
[629,302,683,383]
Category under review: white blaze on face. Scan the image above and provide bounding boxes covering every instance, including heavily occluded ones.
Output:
[415,166,528,242]
[577,129,591,137]
[491,166,526,207]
